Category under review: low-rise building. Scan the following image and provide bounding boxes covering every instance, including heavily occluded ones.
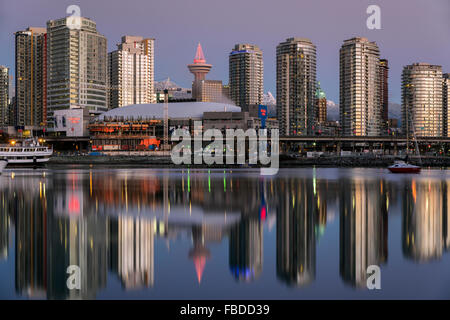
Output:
[53,107,90,137]
[89,102,241,152]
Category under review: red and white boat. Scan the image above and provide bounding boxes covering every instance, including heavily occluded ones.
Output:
[388,160,421,174]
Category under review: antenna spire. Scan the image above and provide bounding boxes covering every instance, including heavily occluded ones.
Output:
[194,43,206,64]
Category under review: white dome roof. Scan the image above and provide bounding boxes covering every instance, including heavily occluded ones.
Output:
[98,102,240,120]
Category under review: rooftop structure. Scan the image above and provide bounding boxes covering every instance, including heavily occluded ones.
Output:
[187,43,213,100]
[97,102,241,121]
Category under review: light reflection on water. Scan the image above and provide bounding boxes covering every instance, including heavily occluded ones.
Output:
[1,167,450,299]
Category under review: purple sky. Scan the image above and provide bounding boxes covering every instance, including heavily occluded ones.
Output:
[0,0,449,104]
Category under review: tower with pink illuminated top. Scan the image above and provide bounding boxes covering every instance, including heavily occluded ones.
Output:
[188,43,212,100]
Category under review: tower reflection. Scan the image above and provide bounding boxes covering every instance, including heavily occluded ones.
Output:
[276,178,317,287]
[402,179,444,261]
[339,178,388,288]
[229,217,263,282]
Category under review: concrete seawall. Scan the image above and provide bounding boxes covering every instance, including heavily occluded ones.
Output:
[48,155,450,168]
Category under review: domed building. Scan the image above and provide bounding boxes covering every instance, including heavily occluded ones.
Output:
[89,102,250,152]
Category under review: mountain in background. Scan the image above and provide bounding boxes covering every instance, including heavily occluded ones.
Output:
[327,100,339,121]
[263,92,277,117]
[261,93,402,125]
[326,100,402,124]
[388,102,402,125]
[155,77,184,90]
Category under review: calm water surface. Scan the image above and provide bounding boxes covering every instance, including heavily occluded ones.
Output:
[1,167,450,299]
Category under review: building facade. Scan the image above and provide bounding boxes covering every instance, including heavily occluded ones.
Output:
[315,82,327,124]
[108,36,155,109]
[0,66,8,126]
[229,44,264,109]
[444,74,449,137]
[53,106,90,137]
[340,37,381,136]
[15,27,47,127]
[379,59,389,134]
[46,17,107,127]
[276,38,317,136]
[196,80,223,103]
[401,63,443,137]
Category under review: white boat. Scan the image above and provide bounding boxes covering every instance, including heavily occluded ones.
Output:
[0,160,6,174]
[0,139,53,167]
[388,105,422,174]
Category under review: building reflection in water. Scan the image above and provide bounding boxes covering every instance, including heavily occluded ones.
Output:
[109,216,155,289]
[229,217,263,282]
[402,179,447,262]
[339,178,388,288]
[12,169,450,296]
[47,172,109,299]
[444,181,450,251]
[276,178,317,287]
[0,190,10,261]
[0,169,275,298]
[15,175,48,298]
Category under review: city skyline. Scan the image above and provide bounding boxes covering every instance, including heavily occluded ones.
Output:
[0,0,449,106]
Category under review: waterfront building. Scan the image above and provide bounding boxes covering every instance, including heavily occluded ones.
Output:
[401,63,443,137]
[315,82,327,124]
[46,17,107,127]
[276,38,317,136]
[229,44,263,109]
[108,36,156,109]
[53,106,90,137]
[0,66,8,126]
[89,102,240,152]
[14,27,47,127]
[203,103,278,131]
[340,37,382,136]
[379,59,389,134]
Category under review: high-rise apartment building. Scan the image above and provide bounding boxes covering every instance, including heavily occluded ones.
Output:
[15,27,47,127]
[315,82,327,124]
[340,37,381,136]
[379,59,389,134]
[444,74,449,137]
[229,44,263,108]
[0,66,8,126]
[108,36,155,109]
[196,80,223,103]
[276,38,316,136]
[46,17,107,126]
[401,63,443,137]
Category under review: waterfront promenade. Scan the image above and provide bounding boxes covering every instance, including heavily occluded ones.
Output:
[48,153,450,168]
